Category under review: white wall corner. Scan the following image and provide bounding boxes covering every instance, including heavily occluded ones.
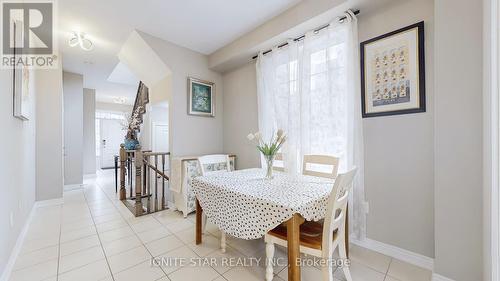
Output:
[432,273,456,281]
[350,237,434,271]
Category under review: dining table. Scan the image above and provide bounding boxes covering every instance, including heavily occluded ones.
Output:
[191,168,348,281]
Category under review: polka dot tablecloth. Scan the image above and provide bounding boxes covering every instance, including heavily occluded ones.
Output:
[191,168,335,240]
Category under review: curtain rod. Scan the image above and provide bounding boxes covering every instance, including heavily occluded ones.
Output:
[251,9,360,60]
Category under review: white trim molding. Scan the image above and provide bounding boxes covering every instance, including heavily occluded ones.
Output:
[432,273,456,281]
[484,0,500,280]
[63,184,85,191]
[34,197,64,208]
[0,197,63,281]
[83,174,97,179]
[350,237,434,271]
[0,208,35,281]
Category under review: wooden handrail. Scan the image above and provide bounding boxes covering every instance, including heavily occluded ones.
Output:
[144,152,170,157]
[144,160,170,180]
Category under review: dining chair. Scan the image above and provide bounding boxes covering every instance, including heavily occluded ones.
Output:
[198,154,231,175]
[264,168,357,281]
[302,154,340,179]
[197,154,231,252]
[273,152,285,172]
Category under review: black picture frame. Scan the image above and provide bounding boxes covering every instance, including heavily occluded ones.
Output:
[360,21,426,118]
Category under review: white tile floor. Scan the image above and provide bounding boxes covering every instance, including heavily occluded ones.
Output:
[8,170,432,281]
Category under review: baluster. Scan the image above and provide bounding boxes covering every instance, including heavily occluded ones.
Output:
[143,156,147,212]
[143,155,147,195]
[161,154,166,210]
[146,155,151,212]
[154,155,158,212]
[119,144,126,200]
[115,155,118,193]
[129,152,133,198]
[134,147,143,216]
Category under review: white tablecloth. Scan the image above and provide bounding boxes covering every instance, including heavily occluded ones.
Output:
[191,168,335,240]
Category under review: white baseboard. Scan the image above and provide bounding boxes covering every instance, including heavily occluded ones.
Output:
[0,197,63,281]
[64,184,84,191]
[0,207,34,281]
[34,197,64,208]
[432,273,456,281]
[350,237,434,271]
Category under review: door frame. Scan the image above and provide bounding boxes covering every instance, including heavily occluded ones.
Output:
[485,0,499,280]
[98,117,126,169]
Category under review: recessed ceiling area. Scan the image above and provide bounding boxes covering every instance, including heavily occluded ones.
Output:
[58,0,302,105]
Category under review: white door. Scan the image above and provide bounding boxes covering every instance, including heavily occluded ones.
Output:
[100,119,127,169]
[152,123,169,152]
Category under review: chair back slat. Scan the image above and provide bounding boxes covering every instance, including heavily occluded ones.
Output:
[322,168,357,255]
[302,154,340,179]
[198,154,231,176]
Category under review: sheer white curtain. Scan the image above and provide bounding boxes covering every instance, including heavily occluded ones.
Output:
[256,10,366,239]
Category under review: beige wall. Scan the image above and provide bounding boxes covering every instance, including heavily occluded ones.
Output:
[139,31,224,157]
[36,68,64,201]
[434,0,483,279]
[222,62,260,169]
[358,0,435,258]
[222,0,435,258]
[0,68,37,276]
[0,64,64,278]
[83,88,96,175]
[63,72,84,185]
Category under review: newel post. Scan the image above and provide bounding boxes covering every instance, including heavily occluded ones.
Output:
[134,146,144,216]
[119,144,126,200]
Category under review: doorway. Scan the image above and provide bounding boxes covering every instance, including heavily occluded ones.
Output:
[96,112,128,169]
[151,122,169,152]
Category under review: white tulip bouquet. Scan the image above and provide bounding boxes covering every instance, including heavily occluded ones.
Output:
[247,129,286,178]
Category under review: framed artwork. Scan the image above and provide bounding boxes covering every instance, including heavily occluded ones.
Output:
[360,21,425,118]
[188,77,215,117]
[12,20,31,121]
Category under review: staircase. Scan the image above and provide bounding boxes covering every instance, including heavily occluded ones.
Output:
[118,82,170,217]
[125,82,149,139]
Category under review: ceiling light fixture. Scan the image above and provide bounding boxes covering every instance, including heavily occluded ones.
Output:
[69,31,94,51]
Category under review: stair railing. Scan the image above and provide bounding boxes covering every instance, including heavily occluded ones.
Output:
[118,145,170,216]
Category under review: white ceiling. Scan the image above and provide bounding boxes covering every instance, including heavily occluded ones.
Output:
[58,0,302,104]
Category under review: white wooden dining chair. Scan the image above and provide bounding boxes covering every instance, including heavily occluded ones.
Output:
[264,168,357,281]
[197,154,231,253]
[273,152,285,172]
[302,154,340,179]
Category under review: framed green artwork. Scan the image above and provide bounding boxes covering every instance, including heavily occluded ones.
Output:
[188,77,215,117]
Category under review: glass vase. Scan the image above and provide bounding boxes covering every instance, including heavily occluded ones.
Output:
[264,154,275,179]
